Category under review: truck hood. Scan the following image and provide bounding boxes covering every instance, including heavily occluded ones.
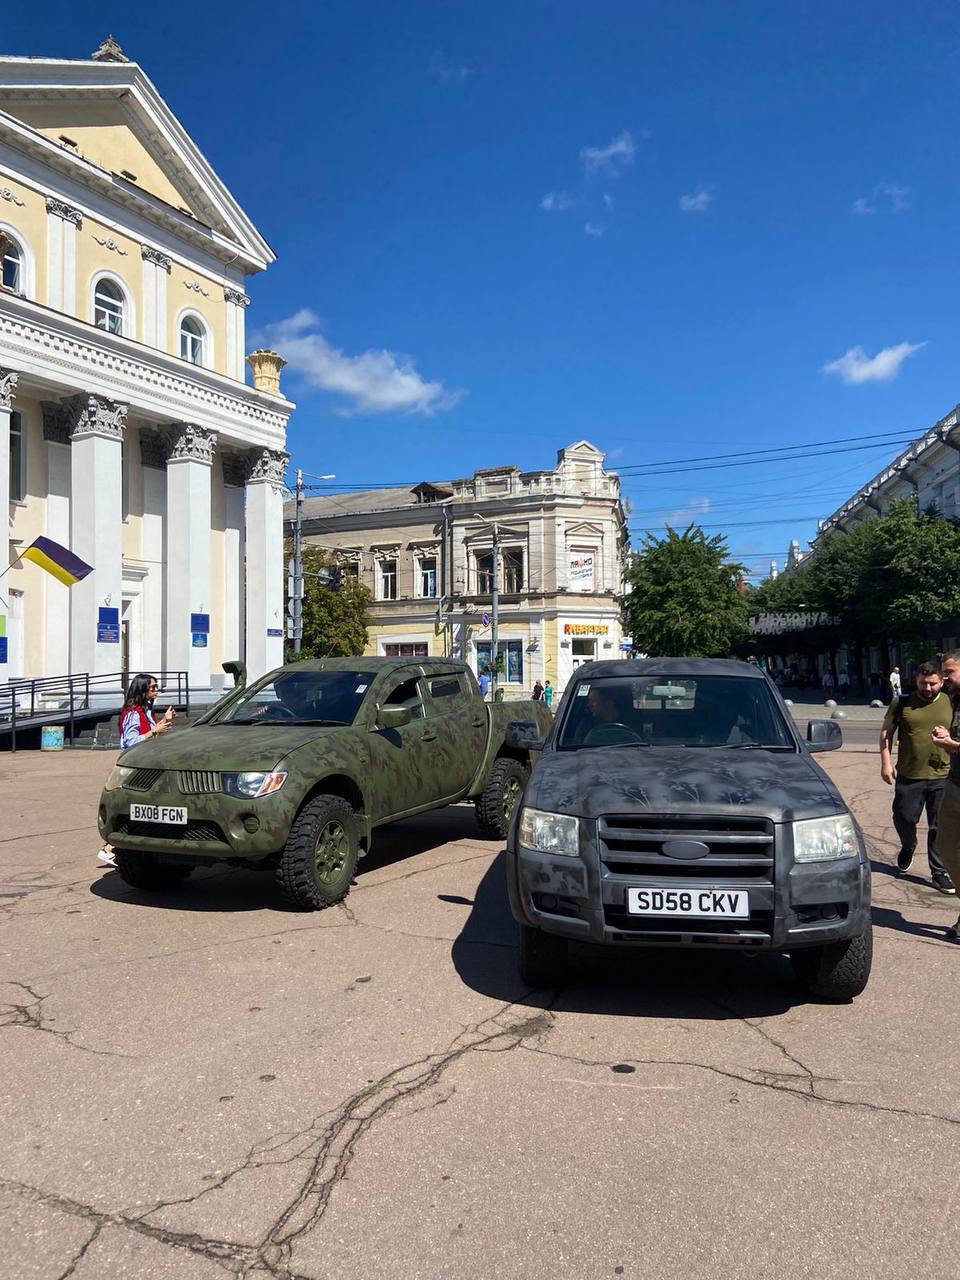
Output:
[525,745,840,823]
[119,723,334,772]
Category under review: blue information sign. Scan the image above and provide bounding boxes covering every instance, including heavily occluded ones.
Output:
[190,613,210,635]
[0,637,7,663]
[97,606,120,644]
[191,632,208,648]
[267,628,283,638]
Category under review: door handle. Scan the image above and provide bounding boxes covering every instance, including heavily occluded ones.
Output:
[422,731,438,742]
[471,719,484,728]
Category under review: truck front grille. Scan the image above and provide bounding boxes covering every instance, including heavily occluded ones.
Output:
[125,768,164,792]
[113,816,227,843]
[177,770,221,795]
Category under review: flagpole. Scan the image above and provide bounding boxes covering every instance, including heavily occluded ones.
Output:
[0,549,26,610]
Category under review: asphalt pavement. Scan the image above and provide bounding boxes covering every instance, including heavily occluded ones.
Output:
[1,744,958,1279]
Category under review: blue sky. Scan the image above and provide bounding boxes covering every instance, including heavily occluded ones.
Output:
[9,1,960,577]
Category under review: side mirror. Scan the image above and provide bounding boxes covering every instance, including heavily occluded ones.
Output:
[505,720,546,752]
[377,705,412,731]
[807,719,842,752]
[223,659,247,691]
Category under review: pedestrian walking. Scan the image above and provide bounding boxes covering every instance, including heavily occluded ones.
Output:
[532,680,544,701]
[879,662,955,893]
[890,666,902,701]
[928,652,960,936]
[838,669,850,699]
[98,673,174,867]
[821,669,835,700]
[543,680,554,708]
[478,670,491,700]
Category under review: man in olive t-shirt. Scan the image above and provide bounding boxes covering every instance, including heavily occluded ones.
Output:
[880,661,955,893]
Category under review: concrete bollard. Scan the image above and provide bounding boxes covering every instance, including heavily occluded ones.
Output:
[831,709,847,720]
[870,699,884,709]
[825,699,837,708]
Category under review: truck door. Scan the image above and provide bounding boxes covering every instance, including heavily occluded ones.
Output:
[422,669,485,798]
[368,672,446,821]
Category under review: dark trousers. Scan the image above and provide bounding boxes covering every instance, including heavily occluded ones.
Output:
[892,777,947,875]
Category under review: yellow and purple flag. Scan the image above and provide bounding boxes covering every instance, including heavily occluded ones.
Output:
[21,536,93,587]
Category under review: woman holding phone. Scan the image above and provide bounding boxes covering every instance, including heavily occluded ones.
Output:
[98,673,174,867]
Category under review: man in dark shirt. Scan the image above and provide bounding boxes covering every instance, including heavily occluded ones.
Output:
[930,652,960,936]
[880,661,955,893]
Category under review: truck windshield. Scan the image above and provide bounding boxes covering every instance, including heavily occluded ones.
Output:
[557,675,794,751]
[213,670,376,727]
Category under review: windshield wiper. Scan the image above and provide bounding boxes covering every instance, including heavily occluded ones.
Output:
[722,742,795,751]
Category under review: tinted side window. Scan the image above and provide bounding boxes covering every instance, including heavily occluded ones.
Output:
[384,676,425,720]
[427,675,462,701]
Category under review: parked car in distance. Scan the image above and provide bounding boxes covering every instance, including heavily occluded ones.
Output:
[99,658,553,909]
[504,658,872,1000]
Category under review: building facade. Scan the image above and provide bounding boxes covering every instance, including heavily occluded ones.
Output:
[292,441,629,696]
[0,40,292,692]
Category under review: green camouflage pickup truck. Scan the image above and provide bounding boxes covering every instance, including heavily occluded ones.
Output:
[98,657,552,910]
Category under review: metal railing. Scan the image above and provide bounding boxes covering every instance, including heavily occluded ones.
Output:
[0,670,190,752]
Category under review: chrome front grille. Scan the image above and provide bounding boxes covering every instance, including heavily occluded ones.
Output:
[599,814,774,876]
[126,768,164,792]
[177,770,221,795]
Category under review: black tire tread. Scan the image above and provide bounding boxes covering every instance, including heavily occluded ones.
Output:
[113,849,192,890]
[476,756,529,838]
[278,794,359,911]
[792,923,873,1000]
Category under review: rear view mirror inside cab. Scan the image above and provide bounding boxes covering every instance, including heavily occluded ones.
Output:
[650,684,687,699]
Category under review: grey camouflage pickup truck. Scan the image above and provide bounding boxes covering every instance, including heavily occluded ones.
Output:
[504,658,872,1000]
[99,657,552,910]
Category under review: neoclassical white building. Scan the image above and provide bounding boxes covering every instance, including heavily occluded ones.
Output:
[0,39,293,693]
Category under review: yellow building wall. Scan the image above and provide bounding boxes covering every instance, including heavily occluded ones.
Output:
[8,103,197,214]
[8,395,49,678]
[75,215,142,335]
[0,174,48,303]
[364,622,447,659]
[167,263,229,376]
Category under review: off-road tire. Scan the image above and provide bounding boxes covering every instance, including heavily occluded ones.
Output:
[278,795,360,911]
[791,922,873,1000]
[113,849,193,891]
[476,757,529,839]
[518,923,568,986]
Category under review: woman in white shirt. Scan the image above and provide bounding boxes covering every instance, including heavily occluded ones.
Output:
[98,673,175,867]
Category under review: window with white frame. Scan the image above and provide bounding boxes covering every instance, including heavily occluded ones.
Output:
[2,235,22,294]
[94,278,125,334]
[475,551,493,594]
[378,559,398,600]
[9,410,25,502]
[384,642,428,658]
[180,314,205,365]
[418,555,438,598]
[503,547,524,593]
[476,639,524,684]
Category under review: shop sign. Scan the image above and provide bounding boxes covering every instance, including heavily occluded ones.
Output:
[564,624,609,636]
[569,552,595,592]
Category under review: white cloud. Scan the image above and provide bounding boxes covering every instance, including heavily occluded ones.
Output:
[851,182,912,215]
[429,50,475,83]
[679,189,712,213]
[602,192,614,209]
[821,341,925,385]
[541,191,573,212]
[257,310,463,416]
[584,222,605,238]
[580,130,636,176]
[665,497,711,526]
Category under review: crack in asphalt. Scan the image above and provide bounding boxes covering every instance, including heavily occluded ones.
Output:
[2,1000,552,1278]
[0,982,130,1059]
[54,1221,103,1279]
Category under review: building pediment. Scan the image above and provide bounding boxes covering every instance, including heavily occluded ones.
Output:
[564,520,605,539]
[0,53,273,272]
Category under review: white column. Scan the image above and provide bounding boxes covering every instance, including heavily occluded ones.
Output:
[140,431,167,674]
[0,370,17,678]
[42,403,71,675]
[224,289,250,380]
[45,198,82,313]
[223,461,245,671]
[67,394,126,679]
[244,447,287,681]
[142,246,172,352]
[164,424,215,690]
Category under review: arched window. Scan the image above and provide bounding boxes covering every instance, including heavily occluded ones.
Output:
[93,278,125,334]
[2,235,22,294]
[179,314,205,366]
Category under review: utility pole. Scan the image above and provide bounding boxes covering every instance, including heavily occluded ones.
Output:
[292,468,304,654]
[490,519,499,701]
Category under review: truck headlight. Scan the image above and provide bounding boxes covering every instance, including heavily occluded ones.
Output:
[518,807,580,857]
[793,814,858,863]
[104,765,134,792]
[222,771,287,799]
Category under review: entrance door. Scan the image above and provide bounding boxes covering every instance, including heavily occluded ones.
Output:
[571,638,596,669]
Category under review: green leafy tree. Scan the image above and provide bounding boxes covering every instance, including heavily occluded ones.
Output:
[621,525,750,656]
[285,544,372,660]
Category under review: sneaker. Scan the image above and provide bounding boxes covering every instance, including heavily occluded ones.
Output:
[896,848,915,872]
[932,871,957,895]
[946,917,960,941]
[97,847,116,868]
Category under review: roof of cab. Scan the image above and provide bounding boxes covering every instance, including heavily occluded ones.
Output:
[277,656,468,673]
[570,658,766,680]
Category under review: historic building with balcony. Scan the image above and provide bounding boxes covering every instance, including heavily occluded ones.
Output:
[291,441,629,696]
[0,39,292,691]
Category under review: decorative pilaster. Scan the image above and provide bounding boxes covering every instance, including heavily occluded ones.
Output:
[45,199,82,313]
[141,245,172,271]
[41,400,72,674]
[164,422,216,689]
[141,245,171,349]
[244,446,288,679]
[67,394,126,679]
[224,288,250,379]
[45,198,83,229]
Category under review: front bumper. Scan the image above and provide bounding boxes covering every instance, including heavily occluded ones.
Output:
[99,783,291,863]
[505,839,871,952]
